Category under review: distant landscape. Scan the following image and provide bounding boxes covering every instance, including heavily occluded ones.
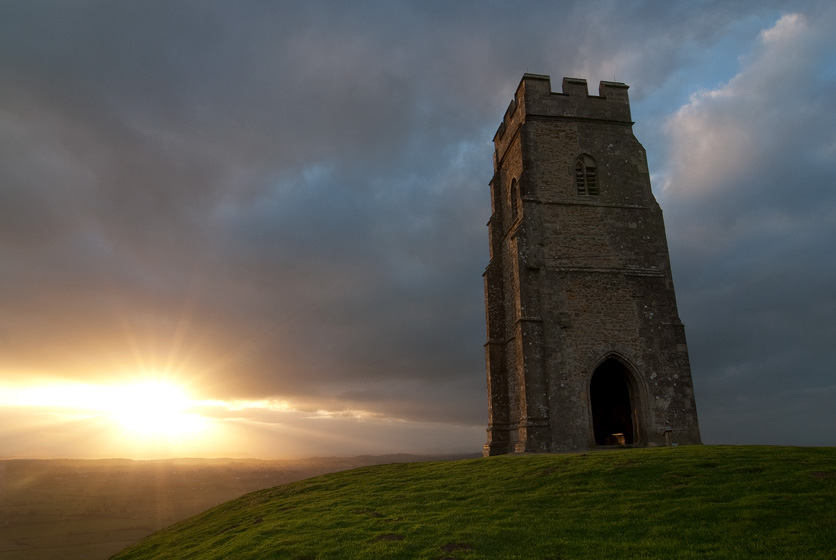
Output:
[0,454,476,560]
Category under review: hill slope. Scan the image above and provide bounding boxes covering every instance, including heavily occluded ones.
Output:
[110,446,836,559]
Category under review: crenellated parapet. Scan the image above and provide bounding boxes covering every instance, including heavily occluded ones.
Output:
[493,74,632,170]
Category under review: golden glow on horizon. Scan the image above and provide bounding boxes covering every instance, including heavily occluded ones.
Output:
[110,382,207,436]
[1,380,208,437]
[0,380,483,459]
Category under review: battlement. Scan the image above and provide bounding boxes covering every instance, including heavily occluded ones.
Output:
[493,74,631,164]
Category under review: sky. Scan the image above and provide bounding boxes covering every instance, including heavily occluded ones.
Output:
[1,0,835,459]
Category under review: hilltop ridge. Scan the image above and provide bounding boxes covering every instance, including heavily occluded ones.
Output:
[111,446,836,559]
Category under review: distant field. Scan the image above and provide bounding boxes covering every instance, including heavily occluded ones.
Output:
[0,454,464,560]
[110,446,836,560]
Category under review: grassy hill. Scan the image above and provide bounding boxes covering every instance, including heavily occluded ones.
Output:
[0,455,468,560]
[110,446,836,559]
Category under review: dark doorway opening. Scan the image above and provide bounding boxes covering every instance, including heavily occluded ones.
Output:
[590,359,635,445]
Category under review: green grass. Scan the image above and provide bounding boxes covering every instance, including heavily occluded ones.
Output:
[110,446,836,559]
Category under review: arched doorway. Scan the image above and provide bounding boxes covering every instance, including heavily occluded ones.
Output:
[590,358,636,445]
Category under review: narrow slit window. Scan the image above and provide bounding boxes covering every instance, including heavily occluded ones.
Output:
[510,179,519,220]
[575,155,598,196]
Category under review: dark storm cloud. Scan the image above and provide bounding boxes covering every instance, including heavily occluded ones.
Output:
[2,0,834,447]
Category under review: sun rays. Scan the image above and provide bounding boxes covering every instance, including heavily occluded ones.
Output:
[1,379,208,439]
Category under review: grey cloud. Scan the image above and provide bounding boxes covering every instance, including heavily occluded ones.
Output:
[660,8,836,444]
[2,1,834,450]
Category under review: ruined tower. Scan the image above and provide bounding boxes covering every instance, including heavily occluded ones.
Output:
[483,74,701,455]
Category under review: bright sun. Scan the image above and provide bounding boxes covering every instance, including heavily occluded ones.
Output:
[7,379,210,438]
[108,382,207,436]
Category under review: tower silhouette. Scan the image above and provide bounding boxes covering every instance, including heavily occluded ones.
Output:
[483,74,701,454]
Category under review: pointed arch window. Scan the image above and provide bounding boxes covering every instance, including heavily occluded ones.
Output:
[575,154,599,196]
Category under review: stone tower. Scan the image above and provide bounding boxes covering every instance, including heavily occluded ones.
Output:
[483,74,701,455]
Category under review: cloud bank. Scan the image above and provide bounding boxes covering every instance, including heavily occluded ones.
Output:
[1,1,834,456]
